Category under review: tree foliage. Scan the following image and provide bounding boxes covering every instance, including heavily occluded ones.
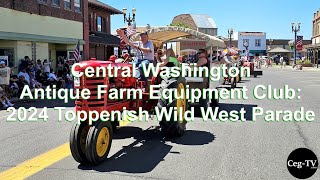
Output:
[169,21,191,29]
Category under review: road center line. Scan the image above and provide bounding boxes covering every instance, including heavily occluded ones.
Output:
[0,120,131,180]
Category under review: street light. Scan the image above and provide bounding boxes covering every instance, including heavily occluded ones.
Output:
[243,40,249,61]
[122,8,136,55]
[228,28,234,47]
[268,38,273,56]
[123,8,136,26]
[291,22,301,65]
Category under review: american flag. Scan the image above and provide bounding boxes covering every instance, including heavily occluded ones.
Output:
[296,36,303,50]
[126,24,136,37]
[73,40,80,62]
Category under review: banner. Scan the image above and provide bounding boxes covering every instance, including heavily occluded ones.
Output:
[296,36,303,51]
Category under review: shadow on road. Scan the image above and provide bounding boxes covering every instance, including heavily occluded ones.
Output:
[78,126,216,173]
[218,103,257,121]
[190,103,257,121]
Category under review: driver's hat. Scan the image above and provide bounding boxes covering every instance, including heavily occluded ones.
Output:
[139,32,148,36]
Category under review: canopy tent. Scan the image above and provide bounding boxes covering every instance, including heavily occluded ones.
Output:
[268,47,291,53]
[131,26,226,48]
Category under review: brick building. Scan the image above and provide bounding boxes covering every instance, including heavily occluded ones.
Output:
[87,0,122,61]
[172,14,218,36]
[0,0,87,71]
[306,9,320,64]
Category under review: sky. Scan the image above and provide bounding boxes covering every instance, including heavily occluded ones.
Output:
[103,0,319,40]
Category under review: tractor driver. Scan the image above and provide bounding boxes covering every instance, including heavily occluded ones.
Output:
[128,32,154,88]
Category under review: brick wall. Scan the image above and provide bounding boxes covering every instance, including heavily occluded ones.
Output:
[88,6,111,33]
[0,0,83,22]
[83,0,89,60]
[172,14,197,30]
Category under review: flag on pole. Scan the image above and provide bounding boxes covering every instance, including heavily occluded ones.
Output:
[126,24,136,37]
[73,40,80,62]
[296,36,303,51]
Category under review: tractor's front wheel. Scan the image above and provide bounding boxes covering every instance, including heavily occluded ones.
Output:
[158,76,187,138]
[70,121,89,164]
[85,121,113,165]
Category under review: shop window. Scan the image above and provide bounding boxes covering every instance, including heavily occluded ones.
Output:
[0,49,15,67]
[52,0,60,7]
[37,0,48,4]
[96,16,107,32]
[74,0,81,12]
[64,0,71,9]
[255,39,261,47]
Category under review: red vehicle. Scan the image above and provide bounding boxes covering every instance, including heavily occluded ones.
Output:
[242,60,263,77]
[70,59,188,165]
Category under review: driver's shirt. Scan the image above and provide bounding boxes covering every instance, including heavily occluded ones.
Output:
[136,41,154,61]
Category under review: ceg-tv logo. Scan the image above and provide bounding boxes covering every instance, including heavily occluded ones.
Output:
[287,148,318,179]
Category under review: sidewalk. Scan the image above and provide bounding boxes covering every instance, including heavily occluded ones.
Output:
[265,65,320,72]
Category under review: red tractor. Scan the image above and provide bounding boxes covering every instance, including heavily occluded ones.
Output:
[70,59,189,165]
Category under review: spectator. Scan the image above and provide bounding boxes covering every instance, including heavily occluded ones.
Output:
[18,58,29,72]
[28,71,42,89]
[17,68,30,85]
[43,59,51,74]
[48,69,65,88]
[9,75,19,98]
[65,70,73,89]
[0,61,12,98]
[0,85,14,107]
[16,75,29,97]
[57,61,64,77]
[63,60,70,77]
[35,59,42,72]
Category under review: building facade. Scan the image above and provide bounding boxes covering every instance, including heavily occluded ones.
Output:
[306,9,320,64]
[172,14,218,36]
[238,32,266,56]
[87,0,122,61]
[0,0,87,71]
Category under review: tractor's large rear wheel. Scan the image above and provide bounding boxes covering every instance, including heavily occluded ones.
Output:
[70,121,89,164]
[158,76,188,138]
[85,121,113,165]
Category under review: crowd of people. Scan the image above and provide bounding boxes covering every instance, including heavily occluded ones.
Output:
[0,56,74,108]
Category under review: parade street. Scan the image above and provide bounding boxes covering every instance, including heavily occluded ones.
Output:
[0,67,320,180]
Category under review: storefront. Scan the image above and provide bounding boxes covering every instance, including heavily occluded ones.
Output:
[306,44,320,64]
[0,6,84,73]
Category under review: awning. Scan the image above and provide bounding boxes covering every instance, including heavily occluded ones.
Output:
[89,31,120,46]
[268,47,291,53]
[131,26,226,48]
[0,31,85,44]
[88,0,122,14]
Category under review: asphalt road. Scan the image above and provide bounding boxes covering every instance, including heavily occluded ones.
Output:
[0,66,320,180]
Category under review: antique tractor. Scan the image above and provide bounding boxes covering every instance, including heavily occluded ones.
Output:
[69,59,189,165]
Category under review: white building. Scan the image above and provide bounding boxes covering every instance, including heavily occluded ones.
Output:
[238,32,267,56]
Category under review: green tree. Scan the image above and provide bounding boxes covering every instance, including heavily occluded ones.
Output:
[169,21,191,29]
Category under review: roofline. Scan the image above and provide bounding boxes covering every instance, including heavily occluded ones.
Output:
[88,1,122,14]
